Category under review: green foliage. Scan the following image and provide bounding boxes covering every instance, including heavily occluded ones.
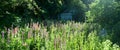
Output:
[86,0,120,27]
[63,0,87,22]
[72,0,87,22]
[0,0,63,19]
[0,0,64,28]
[85,0,120,45]
[0,21,119,50]
[0,0,120,49]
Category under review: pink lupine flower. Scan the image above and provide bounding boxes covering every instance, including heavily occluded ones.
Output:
[40,28,49,39]
[28,29,32,39]
[43,29,48,38]
[14,27,18,34]
[12,27,18,37]
[32,23,40,31]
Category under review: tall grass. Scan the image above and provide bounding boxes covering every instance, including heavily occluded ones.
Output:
[0,21,119,50]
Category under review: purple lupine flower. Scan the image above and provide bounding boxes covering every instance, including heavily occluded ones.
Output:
[2,31,4,39]
[7,29,11,43]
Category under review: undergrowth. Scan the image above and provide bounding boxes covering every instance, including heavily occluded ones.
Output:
[0,21,119,50]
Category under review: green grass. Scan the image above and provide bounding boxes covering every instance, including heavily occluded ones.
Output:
[0,21,120,50]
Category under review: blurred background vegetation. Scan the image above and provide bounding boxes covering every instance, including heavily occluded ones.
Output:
[0,0,88,28]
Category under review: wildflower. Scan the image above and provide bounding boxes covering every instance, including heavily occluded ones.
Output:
[12,27,18,37]
[41,28,48,39]
[2,31,4,39]
[22,32,24,41]
[54,38,57,49]
[28,29,32,39]
[7,29,11,43]
[32,22,40,31]
[43,29,48,38]
[22,42,27,47]
[54,35,61,49]
[60,38,66,50]
[14,27,18,34]
[7,29,10,34]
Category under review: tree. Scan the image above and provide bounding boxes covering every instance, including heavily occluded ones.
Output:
[62,0,87,22]
[0,0,64,28]
[86,0,120,45]
[86,0,120,27]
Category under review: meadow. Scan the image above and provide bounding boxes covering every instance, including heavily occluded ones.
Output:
[0,21,119,50]
[0,0,120,50]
